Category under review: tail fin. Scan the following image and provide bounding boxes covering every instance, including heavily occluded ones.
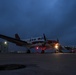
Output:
[15,34,20,40]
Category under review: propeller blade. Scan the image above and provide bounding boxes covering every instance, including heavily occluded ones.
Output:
[43,34,46,41]
[57,38,59,42]
[42,34,47,46]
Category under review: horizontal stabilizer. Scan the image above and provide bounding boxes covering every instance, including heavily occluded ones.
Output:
[0,34,28,46]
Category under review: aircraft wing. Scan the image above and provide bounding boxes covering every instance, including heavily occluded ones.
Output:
[0,34,29,46]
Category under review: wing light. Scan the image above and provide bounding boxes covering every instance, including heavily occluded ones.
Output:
[54,43,59,49]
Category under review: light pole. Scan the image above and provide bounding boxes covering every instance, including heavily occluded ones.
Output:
[3,41,8,53]
[4,41,7,45]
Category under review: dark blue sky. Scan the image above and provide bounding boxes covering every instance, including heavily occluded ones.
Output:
[0,0,76,48]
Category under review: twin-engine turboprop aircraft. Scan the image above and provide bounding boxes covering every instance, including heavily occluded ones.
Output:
[0,34,61,53]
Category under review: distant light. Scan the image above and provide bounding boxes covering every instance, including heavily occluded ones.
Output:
[4,41,7,45]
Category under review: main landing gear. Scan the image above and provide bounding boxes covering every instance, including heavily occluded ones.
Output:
[55,49,62,53]
[26,49,31,53]
[41,50,45,54]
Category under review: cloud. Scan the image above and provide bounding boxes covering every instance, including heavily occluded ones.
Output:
[0,0,76,45]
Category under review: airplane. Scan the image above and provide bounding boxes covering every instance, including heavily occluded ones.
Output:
[64,46,76,53]
[0,34,62,53]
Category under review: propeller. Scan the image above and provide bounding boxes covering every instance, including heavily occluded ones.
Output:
[43,34,47,41]
[57,38,59,43]
[43,34,47,46]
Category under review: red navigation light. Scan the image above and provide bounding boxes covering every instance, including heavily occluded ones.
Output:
[40,46,46,50]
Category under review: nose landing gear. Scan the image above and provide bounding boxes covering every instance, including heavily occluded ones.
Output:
[26,49,31,53]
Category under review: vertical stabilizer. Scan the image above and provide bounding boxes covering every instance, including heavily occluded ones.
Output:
[15,34,20,40]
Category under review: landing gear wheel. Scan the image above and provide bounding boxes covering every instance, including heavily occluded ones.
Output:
[59,49,62,53]
[41,50,45,53]
[55,49,62,53]
[26,50,31,53]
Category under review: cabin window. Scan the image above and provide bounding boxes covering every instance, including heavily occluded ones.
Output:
[29,39,31,41]
[33,39,36,41]
[38,38,41,40]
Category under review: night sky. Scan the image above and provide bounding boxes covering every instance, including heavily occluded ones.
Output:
[0,0,76,51]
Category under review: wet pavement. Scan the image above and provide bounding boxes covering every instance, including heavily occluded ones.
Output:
[0,53,76,75]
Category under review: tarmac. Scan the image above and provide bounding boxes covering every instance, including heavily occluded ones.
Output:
[0,53,76,75]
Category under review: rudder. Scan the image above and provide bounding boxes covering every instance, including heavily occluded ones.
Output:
[15,34,20,40]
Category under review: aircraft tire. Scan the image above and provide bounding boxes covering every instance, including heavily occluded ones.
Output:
[41,50,45,54]
[26,50,31,53]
